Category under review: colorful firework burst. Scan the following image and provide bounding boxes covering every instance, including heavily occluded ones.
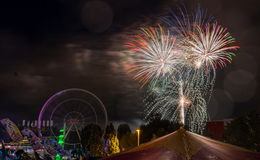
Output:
[126,25,182,87]
[125,6,239,134]
[162,6,239,71]
[182,23,240,70]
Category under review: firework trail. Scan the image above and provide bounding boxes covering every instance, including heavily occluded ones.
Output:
[162,5,213,37]
[126,6,239,134]
[162,6,239,93]
[144,80,207,134]
[168,7,240,73]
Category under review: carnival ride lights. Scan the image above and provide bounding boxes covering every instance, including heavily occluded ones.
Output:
[37,88,108,150]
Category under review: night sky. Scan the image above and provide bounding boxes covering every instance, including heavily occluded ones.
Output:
[0,0,260,129]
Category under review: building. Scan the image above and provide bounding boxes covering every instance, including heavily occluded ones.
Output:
[206,119,233,140]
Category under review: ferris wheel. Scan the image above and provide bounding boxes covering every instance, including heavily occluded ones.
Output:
[37,88,108,149]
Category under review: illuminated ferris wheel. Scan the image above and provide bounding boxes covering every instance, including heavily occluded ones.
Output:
[37,88,108,149]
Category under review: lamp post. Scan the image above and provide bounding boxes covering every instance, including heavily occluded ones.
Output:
[136,129,140,146]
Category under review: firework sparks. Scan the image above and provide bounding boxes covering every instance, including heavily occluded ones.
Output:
[183,24,240,70]
[163,6,239,71]
[125,6,239,134]
[162,6,239,100]
[126,25,181,87]
[178,81,191,125]
[144,81,208,134]
[162,5,213,38]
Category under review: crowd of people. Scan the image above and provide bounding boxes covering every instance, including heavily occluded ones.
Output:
[0,141,98,160]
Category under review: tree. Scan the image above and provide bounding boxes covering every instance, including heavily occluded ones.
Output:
[89,136,104,157]
[140,114,179,143]
[105,134,120,156]
[117,124,131,140]
[119,133,137,151]
[81,124,104,157]
[222,111,260,152]
[104,123,116,140]
[104,123,120,156]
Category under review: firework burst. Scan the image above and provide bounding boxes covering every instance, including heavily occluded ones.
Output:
[162,6,239,71]
[162,6,239,100]
[125,6,239,134]
[183,23,240,70]
[126,25,182,87]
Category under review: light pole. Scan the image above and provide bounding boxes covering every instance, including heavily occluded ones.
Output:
[136,129,140,146]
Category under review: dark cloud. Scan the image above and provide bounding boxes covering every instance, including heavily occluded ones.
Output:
[0,30,144,123]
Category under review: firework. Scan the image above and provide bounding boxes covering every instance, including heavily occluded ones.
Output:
[178,81,191,125]
[144,80,208,134]
[162,5,213,37]
[162,6,239,99]
[163,6,239,71]
[125,6,239,134]
[182,23,240,70]
[126,25,182,87]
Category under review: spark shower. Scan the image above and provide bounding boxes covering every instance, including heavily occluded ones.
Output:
[126,6,239,133]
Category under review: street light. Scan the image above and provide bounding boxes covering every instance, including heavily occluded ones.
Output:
[136,129,140,146]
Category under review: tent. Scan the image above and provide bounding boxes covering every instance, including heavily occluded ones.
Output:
[101,127,260,160]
